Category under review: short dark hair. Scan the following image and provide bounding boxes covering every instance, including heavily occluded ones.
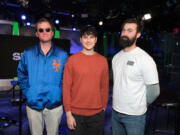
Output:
[121,18,143,33]
[35,17,55,31]
[80,26,98,37]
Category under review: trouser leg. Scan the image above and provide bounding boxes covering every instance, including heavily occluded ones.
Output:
[26,106,44,135]
[43,105,63,135]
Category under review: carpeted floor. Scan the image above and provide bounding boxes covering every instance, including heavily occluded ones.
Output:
[0,75,180,135]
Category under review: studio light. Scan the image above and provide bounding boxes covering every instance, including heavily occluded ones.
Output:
[98,21,103,26]
[26,22,31,26]
[21,14,26,20]
[55,19,60,24]
[19,0,29,8]
[71,14,75,18]
[142,13,152,20]
[72,27,76,31]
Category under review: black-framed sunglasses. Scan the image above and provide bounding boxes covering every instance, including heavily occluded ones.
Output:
[38,28,51,33]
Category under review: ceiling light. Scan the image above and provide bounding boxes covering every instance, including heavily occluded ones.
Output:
[142,13,152,20]
[99,21,103,26]
[26,22,31,26]
[71,14,75,18]
[55,19,60,24]
[21,14,26,20]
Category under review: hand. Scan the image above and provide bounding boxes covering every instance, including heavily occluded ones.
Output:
[66,112,76,130]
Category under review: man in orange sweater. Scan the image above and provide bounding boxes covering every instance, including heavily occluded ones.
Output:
[63,26,109,135]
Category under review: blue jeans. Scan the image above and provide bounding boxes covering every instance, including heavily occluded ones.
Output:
[112,110,146,135]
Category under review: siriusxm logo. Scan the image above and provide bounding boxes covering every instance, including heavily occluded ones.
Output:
[12,52,23,61]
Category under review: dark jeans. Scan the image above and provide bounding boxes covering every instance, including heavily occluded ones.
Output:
[112,110,146,135]
[68,110,105,135]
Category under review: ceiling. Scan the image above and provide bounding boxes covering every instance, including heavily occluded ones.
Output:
[0,0,180,32]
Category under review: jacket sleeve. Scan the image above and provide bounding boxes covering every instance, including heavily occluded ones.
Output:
[63,58,73,112]
[101,59,109,109]
[17,52,29,96]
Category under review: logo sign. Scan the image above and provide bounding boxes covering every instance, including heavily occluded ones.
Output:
[12,52,23,61]
[52,60,61,72]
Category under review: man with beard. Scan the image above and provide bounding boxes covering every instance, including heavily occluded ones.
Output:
[112,18,160,135]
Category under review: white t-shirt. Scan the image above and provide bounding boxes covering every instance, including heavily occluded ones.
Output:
[112,47,159,115]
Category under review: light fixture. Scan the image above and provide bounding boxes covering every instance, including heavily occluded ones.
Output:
[55,19,60,24]
[98,21,103,26]
[21,14,26,20]
[26,22,31,26]
[71,14,75,18]
[19,0,29,8]
[142,13,152,20]
[72,27,76,31]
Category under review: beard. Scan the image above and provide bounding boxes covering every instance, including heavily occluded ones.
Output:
[119,35,137,49]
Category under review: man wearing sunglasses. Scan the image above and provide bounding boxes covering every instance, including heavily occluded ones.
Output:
[17,18,68,135]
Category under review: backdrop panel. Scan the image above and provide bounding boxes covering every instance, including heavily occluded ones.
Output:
[0,35,70,79]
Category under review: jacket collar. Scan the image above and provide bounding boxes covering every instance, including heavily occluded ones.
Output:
[36,43,57,57]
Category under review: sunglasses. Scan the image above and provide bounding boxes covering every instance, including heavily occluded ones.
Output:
[38,28,51,33]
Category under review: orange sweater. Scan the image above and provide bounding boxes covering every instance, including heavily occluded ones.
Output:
[63,51,109,116]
